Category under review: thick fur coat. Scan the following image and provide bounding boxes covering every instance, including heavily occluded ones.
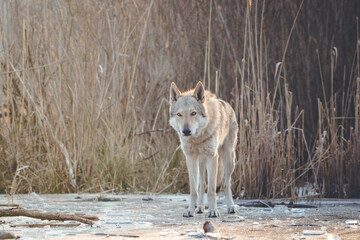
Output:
[169,81,238,217]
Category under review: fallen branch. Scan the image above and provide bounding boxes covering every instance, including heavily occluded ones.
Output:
[237,201,317,209]
[239,201,275,208]
[0,204,20,208]
[0,208,97,225]
[286,202,317,208]
[10,222,81,228]
[75,196,123,202]
[74,213,99,221]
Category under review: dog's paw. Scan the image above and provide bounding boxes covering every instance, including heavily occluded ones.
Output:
[183,210,195,217]
[208,209,220,218]
[227,206,236,214]
[196,206,205,214]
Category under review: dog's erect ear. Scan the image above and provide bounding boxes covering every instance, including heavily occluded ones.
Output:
[170,82,181,103]
[193,81,205,103]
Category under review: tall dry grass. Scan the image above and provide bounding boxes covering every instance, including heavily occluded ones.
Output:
[0,0,181,194]
[0,0,359,199]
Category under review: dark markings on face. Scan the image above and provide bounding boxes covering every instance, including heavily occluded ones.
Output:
[170,96,206,117]
[192,97,206,117]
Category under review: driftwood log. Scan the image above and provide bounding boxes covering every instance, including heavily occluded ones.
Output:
[0,208,98,225]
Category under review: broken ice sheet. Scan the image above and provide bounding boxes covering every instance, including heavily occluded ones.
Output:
[45,230,63,237]
[302,230,325,235]
[345,225,358,229]
[159,229,180,236]
[186,229,205,238]
[345,220,358,225]
[206,232,235,240]
[290,208,304,213]
[222,215,245,222]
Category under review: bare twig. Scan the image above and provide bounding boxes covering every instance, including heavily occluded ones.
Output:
[141,151,160,161]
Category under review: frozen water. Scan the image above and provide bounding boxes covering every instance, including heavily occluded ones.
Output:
[345,219,358,225]
[1,194,360,239]
[302,230,326,235]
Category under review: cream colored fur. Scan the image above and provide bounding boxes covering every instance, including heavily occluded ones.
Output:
[169,81,238,217]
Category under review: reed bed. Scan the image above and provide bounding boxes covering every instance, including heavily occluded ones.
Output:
[0,0,359,199]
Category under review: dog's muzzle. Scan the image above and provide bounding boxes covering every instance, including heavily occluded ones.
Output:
[182,127,191,136]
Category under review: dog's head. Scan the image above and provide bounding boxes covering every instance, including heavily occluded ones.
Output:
[169,81,208,137]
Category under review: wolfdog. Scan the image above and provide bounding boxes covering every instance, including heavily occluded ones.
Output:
[169,81,238,217]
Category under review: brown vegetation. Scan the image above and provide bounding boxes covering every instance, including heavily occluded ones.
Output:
[0,1,359,198]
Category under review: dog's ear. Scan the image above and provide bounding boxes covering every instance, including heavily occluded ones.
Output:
[193,81,205,103]
[170,82,181,103]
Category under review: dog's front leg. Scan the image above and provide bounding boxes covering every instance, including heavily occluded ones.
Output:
[184,156,199,217]
[207,152,220,217]
[196,158,206,214]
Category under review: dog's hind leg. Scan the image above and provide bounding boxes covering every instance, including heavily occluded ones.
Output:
[220,147,236,214]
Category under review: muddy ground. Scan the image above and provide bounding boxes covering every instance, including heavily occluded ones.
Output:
[0,193,359,239]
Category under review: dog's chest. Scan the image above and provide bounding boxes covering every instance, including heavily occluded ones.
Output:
[180,136,217,156]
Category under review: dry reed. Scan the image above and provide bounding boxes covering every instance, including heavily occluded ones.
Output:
[0,0,359,199]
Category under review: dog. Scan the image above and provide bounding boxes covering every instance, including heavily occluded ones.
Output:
[169,81,238,217]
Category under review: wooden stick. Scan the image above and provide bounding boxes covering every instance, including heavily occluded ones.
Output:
[74,213,99,221]
[0,208,96,225]
[0,204,20,207]
[10,222,81,228]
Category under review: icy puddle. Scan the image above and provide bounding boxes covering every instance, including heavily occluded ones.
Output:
[1,193,360,239]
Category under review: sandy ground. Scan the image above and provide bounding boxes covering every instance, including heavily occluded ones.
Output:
[1,193,359,239]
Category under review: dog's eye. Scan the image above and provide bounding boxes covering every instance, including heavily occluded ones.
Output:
[191,112,197,116]
[177,113,182,117]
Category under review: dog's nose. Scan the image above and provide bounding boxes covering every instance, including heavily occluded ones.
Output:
[182,127,191,136]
